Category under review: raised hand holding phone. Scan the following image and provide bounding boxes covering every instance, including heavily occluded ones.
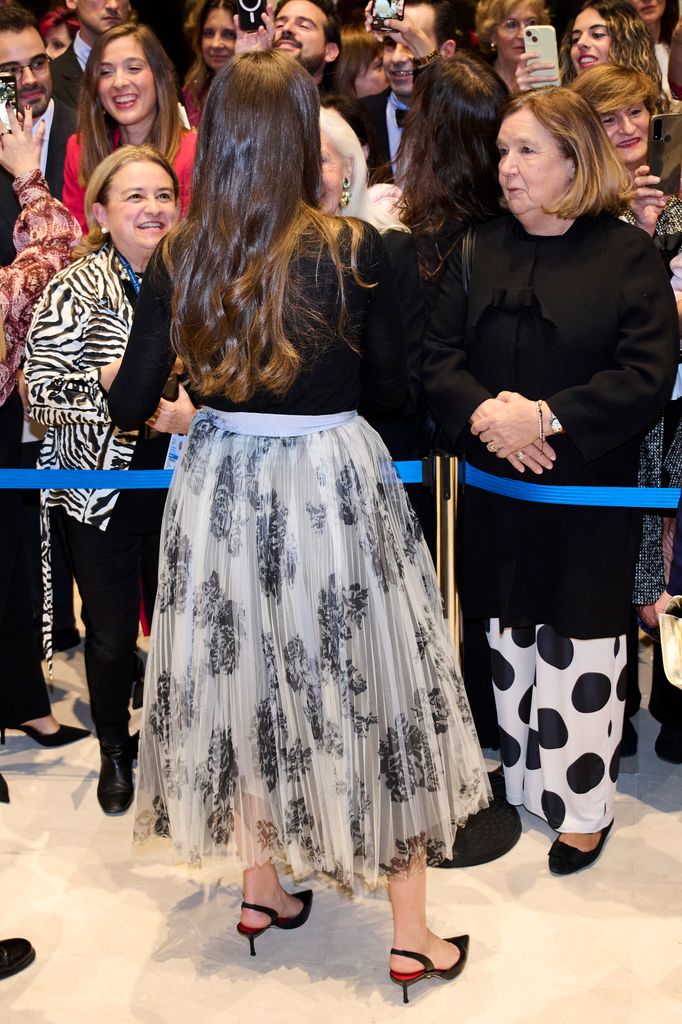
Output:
[0,106,45,179]
[234,1,274,53]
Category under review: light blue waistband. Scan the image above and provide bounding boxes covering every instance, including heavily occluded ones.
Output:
[207,409,357,437]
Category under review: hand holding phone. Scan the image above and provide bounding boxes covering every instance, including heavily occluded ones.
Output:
[0,105,45,180]
[0,73,17,131]
[648,114,682,196]
[521,25,560,90]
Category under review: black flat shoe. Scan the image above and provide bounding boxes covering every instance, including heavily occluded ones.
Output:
[389,935,469,1004]
[97,741,134,815]
[236,889,313,956]
[548,821,613,876]
[0,723,90,747]
[0,937,36,979]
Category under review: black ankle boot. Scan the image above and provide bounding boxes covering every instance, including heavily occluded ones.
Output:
[97,741,134,815]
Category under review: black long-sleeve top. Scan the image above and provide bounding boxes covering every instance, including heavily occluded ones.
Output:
[109,224,408,430]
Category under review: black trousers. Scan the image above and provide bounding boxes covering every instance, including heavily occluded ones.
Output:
[59,512,160,745]
[0,391,50,725]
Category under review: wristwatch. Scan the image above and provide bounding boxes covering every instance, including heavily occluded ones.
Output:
[549,410,564,434]
[412,49,439,68]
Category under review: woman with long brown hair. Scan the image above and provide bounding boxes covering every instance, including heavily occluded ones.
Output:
[109,49,488,1003]
[182,0,237,127]
[61,22,197,230]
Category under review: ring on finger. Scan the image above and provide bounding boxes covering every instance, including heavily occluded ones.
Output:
[486,441,499,453]
[516,450,526,461]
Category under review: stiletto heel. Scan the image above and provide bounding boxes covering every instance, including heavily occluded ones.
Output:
[236,890,313,956]
[389,935,469,1004]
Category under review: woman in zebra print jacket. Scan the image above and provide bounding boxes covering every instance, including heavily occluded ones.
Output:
[25,145,197,816]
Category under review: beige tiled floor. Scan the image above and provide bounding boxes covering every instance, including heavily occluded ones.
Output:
[1,640,681,1023]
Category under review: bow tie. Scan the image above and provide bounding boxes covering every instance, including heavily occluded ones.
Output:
[395,108,407,128]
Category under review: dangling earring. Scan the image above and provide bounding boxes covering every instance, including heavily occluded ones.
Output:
[340,176,351,209]
[491,41,496,50]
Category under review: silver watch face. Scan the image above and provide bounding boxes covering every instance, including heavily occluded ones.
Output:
[550,414,562,434]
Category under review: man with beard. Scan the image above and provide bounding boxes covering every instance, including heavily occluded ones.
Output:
[0,6,75,265]
[273,0,341,91]
[51,0,131,108]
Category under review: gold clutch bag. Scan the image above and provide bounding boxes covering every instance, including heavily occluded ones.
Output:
[658,595,682,690]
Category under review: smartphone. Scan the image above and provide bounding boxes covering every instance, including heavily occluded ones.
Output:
[523,25,560,89]
[237,0,266,32]
[648,114,682,196]
[0,73,17,130]
[371,0,405,32]
[161,373,180,402]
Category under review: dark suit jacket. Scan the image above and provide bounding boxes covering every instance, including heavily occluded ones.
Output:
[50,44,83,110]
[360,88,392,182]
[0,98,76,267]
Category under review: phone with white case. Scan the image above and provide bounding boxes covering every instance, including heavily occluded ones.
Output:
[523,25,560,88]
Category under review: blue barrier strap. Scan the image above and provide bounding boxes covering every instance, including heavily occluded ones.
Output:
[1,463,680,507]
[0,463,424,489]
[463,464,681,509]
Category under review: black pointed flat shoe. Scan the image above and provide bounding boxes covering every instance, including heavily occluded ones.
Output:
[548,821,613,876]
[389,935,469,1004]
[236,889,313,956]
[0,937,36,979]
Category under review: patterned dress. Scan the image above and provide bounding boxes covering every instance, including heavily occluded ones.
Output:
[110,227,490,887]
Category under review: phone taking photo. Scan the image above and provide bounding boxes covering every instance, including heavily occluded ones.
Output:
[648,114,682,196]
[371,0,405,32]
[0,73,18,130]
[237,0,266,32]
[523,25,560,88]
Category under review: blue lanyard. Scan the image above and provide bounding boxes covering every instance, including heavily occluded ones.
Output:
[115,250,141,296]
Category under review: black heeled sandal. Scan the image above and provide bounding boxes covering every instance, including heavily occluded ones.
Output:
[236,889,313,956]
[389,935,469,1004]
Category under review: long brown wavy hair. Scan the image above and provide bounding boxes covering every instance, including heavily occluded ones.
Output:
[76,23,184,188]
[559,0,664,101]
[396,53,507,278]
[164,50,366,402]
[183,0,236,112]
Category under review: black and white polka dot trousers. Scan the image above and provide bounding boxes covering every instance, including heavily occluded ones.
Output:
[485,620,627,833]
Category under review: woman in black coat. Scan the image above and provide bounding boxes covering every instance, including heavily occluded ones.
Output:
[423,87,678,874]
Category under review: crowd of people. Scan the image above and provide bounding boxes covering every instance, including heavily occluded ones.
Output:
[1,0,681,999]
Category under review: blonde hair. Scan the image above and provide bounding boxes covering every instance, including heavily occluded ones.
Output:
[73,145,179,259]
[570,63,661,117]
[475,0,550,54]
[501,88,630,218]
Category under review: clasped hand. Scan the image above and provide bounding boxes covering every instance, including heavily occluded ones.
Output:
[470,391,555,474]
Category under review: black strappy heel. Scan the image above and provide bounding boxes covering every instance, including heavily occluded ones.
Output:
[236,890,313,956]
[389,935,469,1004]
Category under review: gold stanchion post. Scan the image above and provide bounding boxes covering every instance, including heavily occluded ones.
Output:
[434,454,461,661]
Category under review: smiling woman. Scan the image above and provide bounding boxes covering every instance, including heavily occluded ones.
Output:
[25,145,198,818]
[61,22,197,231]
[182,0,237,127]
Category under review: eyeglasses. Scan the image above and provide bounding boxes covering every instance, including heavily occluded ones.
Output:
[0,55,51,79]
[498,18,538,31]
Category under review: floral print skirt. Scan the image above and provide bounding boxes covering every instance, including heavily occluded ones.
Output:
[133,409,489,887]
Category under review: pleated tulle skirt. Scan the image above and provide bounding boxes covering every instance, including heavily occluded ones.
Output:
[133,409,489,887]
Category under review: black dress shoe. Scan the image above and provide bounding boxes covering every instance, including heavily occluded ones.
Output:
[0,937,35,979]
[548,821,613,876]
[654,724,682,764]
[97,741,134,815]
